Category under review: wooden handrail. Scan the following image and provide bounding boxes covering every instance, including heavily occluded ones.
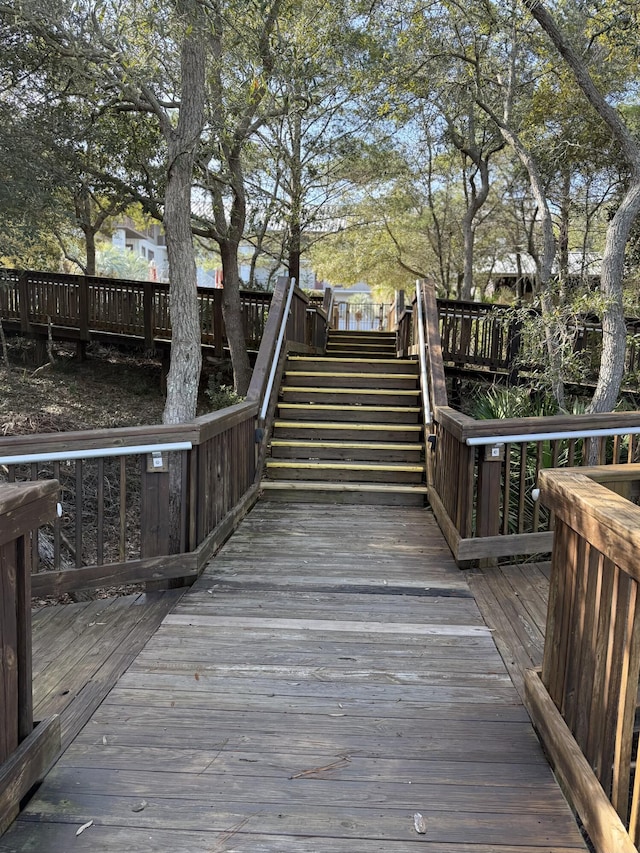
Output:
[524,465,640,853]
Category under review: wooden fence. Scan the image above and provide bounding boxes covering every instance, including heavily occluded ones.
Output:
[525,465,640,853]
[0,481,61,834]
[0,268,272,355]
[0,278,322,597]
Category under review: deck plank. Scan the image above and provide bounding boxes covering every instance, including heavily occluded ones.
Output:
[0,504,586,852]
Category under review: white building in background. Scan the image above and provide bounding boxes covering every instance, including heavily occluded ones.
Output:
[111,218,359,294]
[111,219,215,287]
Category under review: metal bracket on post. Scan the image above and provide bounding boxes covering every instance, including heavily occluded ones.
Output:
[146,451,168,473]
[484,443,505,462]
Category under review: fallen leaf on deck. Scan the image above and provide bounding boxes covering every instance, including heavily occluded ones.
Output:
[102,736,107,745]
[76,820,94,836]
[194,672,200,681]
[413,813,427,834]
[131,800,148,812]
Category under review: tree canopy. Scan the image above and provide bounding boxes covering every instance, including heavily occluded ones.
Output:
[1,0,640,411]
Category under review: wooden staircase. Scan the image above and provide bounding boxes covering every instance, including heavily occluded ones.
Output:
[261,330,428,505]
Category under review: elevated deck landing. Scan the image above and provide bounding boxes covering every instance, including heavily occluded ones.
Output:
[0,504,585,852]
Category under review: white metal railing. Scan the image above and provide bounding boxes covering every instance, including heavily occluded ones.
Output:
[415,280,432,427]
[259,277,296,423]
[0,442,193,466]
[465,425,640,447]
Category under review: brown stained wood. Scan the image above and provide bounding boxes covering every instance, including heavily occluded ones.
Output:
[542,518,569,694]
[421,279,448,408]
[611,578,640,821]
[562,534,588,734]
[0,501,586,851]
[0,714,60,836]
[27,591,182,770]
[539,468,640,582]
[525,669,637,853]
[573,546,603,753]
[30,553,197,597]
[455,531,554,562]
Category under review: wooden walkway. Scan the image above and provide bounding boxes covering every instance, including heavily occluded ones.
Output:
[31,590,183,754]
[468,562,550,704]
[0,503,586,852]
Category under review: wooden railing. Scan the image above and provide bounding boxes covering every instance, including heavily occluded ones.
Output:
[414,279,640,564]
[0,481,61,834]
[0,268,272,354]
[0,278,325,597]
[437,298,521,378]
[525,465,640,853]
[436,297,640,386]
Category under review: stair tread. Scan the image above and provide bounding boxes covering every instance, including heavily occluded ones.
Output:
[285,371,417,379]
[278,403,420,412]
[266,460,425,472]
[261,480,429,493]
[271,440,423,450]
[288,357,414,364]
[281,386,419,395]
[274,420,421,430]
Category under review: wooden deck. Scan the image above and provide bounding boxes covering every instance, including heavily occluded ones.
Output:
[0,503,586,852]
[31,590,184,755]
[468,562,550,703]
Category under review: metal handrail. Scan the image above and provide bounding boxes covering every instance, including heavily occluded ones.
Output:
[415,280,432,427]
[466,425,640,447]
[259,278,296,423]
[0,441,193,465]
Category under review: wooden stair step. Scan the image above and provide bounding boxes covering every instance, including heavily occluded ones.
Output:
[284,371,418,389]
[270,439,423,461]
[267,460,424,472]
[273,420,422,431]
[265,460,425,483]
[287,356,417,374]
[273,421,423,441]
[281,391,420,407]
[276,404,421,424]
[260,480,429,506]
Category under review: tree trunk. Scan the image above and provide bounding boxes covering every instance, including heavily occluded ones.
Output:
[220,240,252,396]
[162,29,206,426]
[459,159,491,301]
[523,0,640,412]
[85,227,97,277]
[588,180,640,412]
[287,108,303,285]
[460,209,475,301]
[558,167,570,281]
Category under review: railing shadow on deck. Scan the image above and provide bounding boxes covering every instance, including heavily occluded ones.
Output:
[401,278,640,566]
[524,464,640,853]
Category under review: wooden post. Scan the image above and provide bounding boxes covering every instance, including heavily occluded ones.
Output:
[17,272,30,334]
[140,455,170,559]
[78,276,89,344]
[476,444,504,565]
[0,481,58,763]
[143,282,155,352]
